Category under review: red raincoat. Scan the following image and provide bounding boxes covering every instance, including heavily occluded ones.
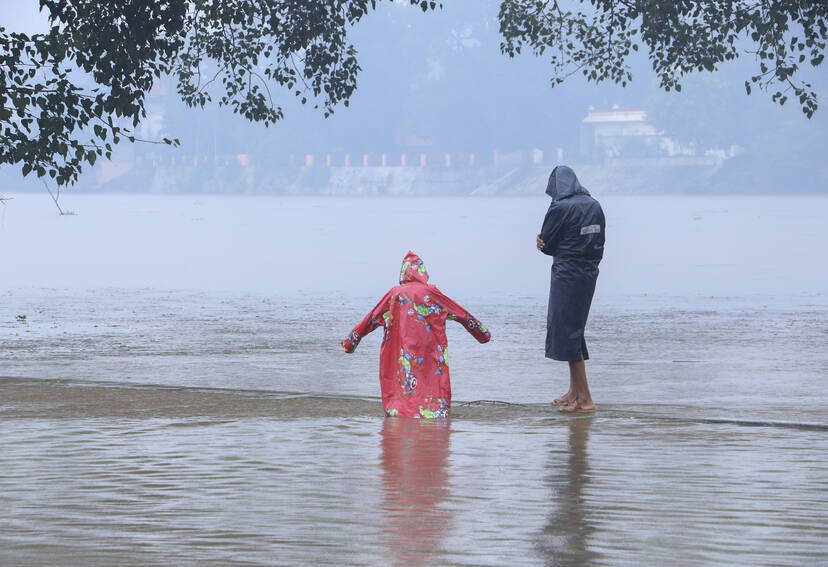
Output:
[342,252,491,418]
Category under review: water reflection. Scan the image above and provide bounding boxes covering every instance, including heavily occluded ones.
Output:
[379,418,453,566]
[537,417,597,567]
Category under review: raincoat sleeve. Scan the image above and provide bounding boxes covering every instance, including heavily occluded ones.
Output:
[539,202,566,256]
[341,290,393,353]
[434,289,492,344]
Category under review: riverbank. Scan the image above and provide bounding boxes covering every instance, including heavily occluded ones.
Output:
[88,156,745,196]
[4,153,826,196]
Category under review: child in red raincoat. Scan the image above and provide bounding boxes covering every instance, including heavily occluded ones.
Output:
[341,252,491,418]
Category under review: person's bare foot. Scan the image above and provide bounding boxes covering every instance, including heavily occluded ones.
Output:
[558,400,595,413]
[553,393,574,405]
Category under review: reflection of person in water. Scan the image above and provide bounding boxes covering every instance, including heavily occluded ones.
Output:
[379,418,452,565]
[536,418,596,566]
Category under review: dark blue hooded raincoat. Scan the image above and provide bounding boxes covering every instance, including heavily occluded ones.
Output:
[539,166,605,361]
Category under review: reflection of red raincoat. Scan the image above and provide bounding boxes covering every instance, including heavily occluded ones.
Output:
[342,252,491,418]
[380,419,451,561]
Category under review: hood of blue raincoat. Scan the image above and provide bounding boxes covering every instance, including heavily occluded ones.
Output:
[545,166,590,201]
[400,251,429,284]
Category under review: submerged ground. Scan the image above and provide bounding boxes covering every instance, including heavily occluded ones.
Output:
[2,195,827,565]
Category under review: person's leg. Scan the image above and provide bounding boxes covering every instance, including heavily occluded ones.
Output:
[559,357,594,412]
[553,375,575,405]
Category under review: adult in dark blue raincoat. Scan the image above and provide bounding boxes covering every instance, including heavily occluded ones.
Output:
[536,166,605,413]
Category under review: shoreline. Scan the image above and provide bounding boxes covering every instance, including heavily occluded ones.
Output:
[5,158,828,196]
[3,377,827,430]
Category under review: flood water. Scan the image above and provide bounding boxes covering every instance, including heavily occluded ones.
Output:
[2,194,827,565]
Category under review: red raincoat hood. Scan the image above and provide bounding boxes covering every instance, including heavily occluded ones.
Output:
[399,251,429,284]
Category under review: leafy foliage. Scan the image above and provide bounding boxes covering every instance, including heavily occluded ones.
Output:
[499,1,826,117]
[1,1,186,185]
[3,1,825,188]
[1,0,440,186]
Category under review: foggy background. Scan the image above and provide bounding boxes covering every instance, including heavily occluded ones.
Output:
[2,0,827,195]
[2,0,827,301]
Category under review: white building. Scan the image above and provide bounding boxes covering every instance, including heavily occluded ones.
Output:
[580,105,666,159]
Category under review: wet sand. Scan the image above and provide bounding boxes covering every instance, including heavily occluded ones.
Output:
[4,288,827,422]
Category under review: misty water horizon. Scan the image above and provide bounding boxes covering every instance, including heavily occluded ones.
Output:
[3,193,827,302]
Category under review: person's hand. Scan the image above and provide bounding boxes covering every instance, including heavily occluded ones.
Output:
[536,234,545,251]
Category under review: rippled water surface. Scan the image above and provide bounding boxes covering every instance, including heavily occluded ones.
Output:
[2,195,828,565]
[3,290,827,566]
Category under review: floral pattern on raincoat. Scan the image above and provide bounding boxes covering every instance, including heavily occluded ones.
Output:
[342,251,491,418]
